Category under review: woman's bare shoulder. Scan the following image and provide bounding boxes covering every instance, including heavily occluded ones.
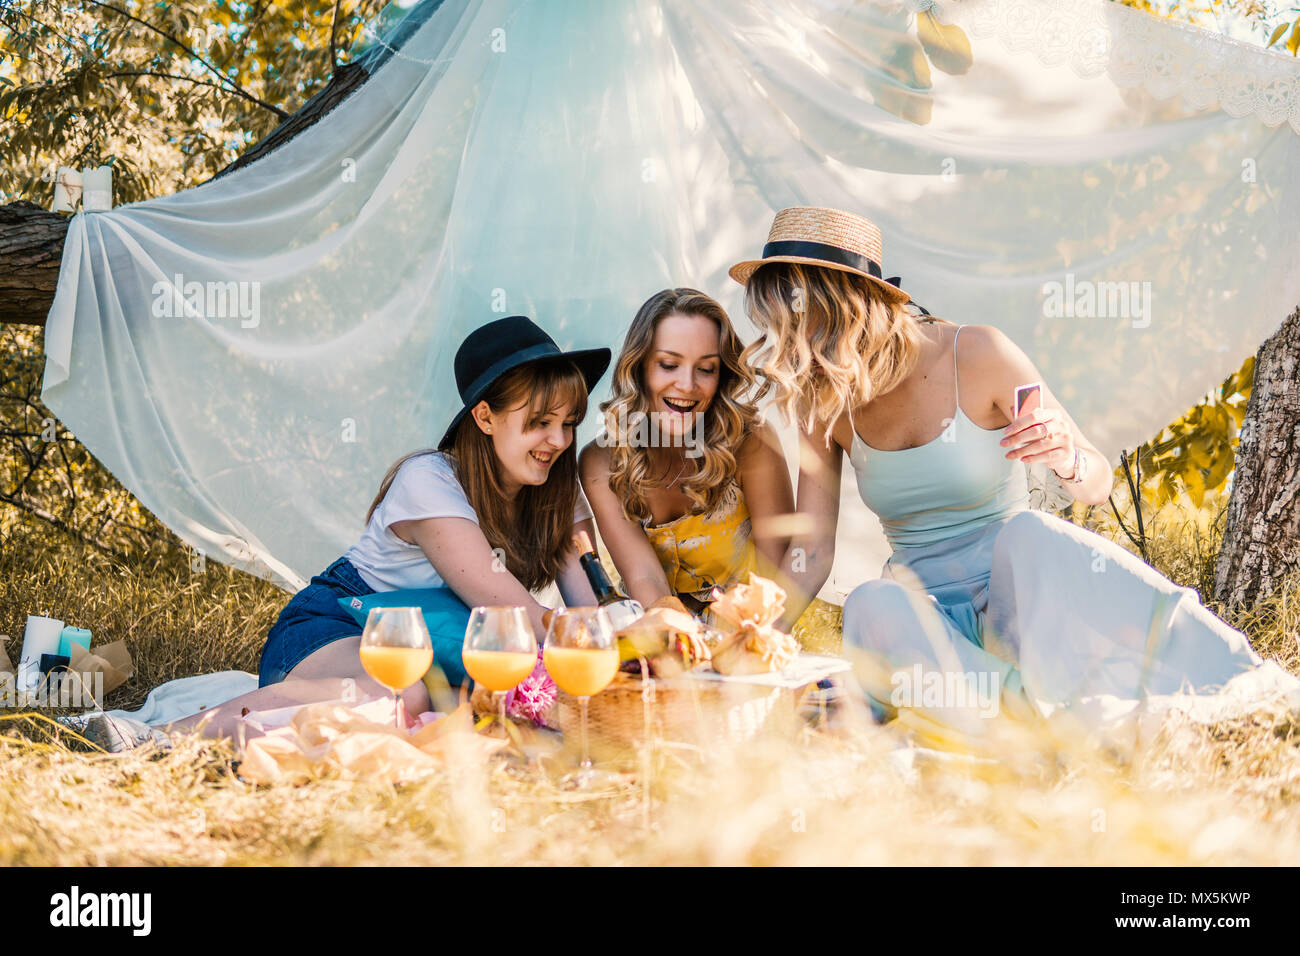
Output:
[956,323,1035,423]
[956,323,1021,361]
[578,438,612,472]
[739,419,785,460]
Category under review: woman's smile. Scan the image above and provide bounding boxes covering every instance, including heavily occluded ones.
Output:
[662,396,699,414]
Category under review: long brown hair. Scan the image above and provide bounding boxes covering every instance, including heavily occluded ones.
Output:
[366,359,589,591]
[601,288,758,523]
[740,263,924,438]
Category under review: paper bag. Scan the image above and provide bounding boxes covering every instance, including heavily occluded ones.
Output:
[709,575,799,676]
[239,701,505,785]
[67,640,135,695]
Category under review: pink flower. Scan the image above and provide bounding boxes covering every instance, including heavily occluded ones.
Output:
[503,647,558,728]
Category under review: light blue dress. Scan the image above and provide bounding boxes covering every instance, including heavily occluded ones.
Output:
[841,326,1264,722]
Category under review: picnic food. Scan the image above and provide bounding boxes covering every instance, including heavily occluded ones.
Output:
[616,605,713,677]
[711,623,799,676]
[611,573,798,677]
[708,574,786,631]
[707,574,799,676]
[558,575,810,755]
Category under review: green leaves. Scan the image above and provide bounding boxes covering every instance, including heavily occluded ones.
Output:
[1126,354,1254,512]
[1,0,390,205]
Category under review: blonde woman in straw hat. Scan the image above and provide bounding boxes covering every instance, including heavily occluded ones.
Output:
[731,206,1266,722]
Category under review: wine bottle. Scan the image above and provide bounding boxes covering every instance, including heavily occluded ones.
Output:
[572,531,644,630]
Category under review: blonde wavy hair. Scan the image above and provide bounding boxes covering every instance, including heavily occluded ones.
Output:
[602,288,758,523]
[740,263,926,438]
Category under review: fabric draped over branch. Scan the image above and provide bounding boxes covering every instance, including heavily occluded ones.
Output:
[41,0,1300,594]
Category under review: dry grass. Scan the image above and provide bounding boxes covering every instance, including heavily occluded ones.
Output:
[1,519,284,709]
[2,504,1300,866]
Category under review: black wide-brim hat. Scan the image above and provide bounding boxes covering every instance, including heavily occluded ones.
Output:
[437,315,612,450]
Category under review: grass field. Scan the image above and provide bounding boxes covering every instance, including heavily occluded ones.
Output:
[2,497,1299,866]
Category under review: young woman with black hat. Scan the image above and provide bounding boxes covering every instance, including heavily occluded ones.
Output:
[84,317,611,748]
[263,313,613,685]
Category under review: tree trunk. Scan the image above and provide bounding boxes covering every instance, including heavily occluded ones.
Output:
[0,61,371,327]
[0,202,69,326]
[1214,304,1300,610]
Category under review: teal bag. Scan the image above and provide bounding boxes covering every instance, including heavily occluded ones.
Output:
[338,588,470,687]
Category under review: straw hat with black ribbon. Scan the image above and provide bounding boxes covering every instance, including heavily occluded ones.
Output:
[728,206,927,312]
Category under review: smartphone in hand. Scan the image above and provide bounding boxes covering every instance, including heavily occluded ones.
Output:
[1013,382,1042,420]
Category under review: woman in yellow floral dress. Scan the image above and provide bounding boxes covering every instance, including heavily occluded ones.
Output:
[579,288,793,615]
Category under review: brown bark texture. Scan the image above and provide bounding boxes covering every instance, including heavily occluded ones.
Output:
[1214,305,1300,610]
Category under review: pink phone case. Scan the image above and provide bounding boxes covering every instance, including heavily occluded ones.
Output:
[1013,382,1042,419]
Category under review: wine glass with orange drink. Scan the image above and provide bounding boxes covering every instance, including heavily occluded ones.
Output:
[462,606,538,734]
[543,606,620,787]
[359,607,434,731]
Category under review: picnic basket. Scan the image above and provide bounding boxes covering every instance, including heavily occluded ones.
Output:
[554,656,848,754]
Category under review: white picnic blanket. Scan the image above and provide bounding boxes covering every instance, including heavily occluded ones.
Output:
[102,670,258,725]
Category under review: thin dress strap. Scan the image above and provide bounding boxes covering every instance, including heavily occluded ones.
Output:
[952,324,963,412]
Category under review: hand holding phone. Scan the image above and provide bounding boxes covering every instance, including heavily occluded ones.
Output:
[1003,382,1044,454]
[1004,381,1083,482]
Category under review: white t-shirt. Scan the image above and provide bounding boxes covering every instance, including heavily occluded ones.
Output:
[344,451,592,592]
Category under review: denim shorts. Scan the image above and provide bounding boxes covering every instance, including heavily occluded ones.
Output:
[258,556,375,687]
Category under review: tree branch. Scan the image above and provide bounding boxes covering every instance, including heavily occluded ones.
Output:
[0,491,136,564]
[1118,449,1149,562]
[330,0,345,72]
[1108,492,1140,550]
[107,70,289,117]
[1,0,435,324]
[83,0,288,119]
[0,203,70,326]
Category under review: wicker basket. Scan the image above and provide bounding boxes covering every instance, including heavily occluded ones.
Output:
[555,668,804,757]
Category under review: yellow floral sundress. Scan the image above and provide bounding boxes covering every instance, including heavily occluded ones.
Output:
[642,480,756,604]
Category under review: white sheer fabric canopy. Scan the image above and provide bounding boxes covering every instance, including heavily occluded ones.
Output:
[42,0,1300,594]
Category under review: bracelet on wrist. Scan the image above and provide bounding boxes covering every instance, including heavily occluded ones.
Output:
[1053,446,1088,485]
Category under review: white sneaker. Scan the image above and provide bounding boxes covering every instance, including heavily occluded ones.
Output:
[63,713,173,752]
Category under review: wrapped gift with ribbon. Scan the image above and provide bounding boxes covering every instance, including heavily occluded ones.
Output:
[707,575,800,676]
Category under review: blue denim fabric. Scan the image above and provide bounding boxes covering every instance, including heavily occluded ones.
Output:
[258,556,375,687]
